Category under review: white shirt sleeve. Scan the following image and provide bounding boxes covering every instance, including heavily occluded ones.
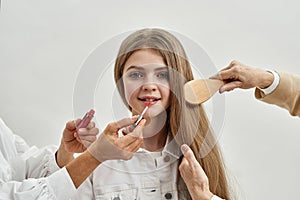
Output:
[0,167,76,200]
[258,70,280,95]
[0,118,76,199]
[211,194,224,200]
[72,175,94,200]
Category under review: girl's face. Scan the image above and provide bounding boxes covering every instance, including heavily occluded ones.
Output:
[122,49,170,118]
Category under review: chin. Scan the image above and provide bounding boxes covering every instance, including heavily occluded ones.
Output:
[147,108,167,119]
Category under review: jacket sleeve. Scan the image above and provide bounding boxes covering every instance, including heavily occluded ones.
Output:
[72,174,94,200]
[0,167,76,200]
[0,118,76,199]
[255,71,300,117]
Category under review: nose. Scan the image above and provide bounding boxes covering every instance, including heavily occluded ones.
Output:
[142,82,157,92]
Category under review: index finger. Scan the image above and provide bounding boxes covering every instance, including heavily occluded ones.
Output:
[181,145,207,177]
[210,60,240,80]
[210,68,233,80]
[116,120,145,147]
[107,117,137,132]
[86,121,96,129]
[181,144,198,164]
[213,67,240,81]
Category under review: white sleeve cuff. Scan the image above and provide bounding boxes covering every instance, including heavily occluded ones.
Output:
[258,70,280,95]
[47,150,61,175]
[47,167,76,199]
[211,195,224,200]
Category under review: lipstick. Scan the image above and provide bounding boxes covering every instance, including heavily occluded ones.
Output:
[132,102,151,127]
[76,109,95,129]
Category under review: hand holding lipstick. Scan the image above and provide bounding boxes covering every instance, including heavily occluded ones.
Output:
[88,116,146,162]
[122,103,150,135]
[56,119,99,168]
[73,109,96,146]
[63,118,99,152]
[132,104,149,127]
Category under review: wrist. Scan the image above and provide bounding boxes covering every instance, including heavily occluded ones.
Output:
[56,142,74,168]
[189,185,213,200]
[211,195,225,200]
[66,150,101,188]
[257,70,280,95]
[257,70,274,89]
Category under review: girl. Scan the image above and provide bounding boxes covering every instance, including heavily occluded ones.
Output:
[74,28,230,200]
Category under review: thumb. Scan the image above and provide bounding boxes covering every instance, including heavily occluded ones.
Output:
[130,119,146,137]
[65,120,79,131]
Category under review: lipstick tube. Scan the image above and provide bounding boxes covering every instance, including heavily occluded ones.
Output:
[77,109,95,129]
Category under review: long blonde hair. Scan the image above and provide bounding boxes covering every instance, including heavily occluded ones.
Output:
[114,28,230,199]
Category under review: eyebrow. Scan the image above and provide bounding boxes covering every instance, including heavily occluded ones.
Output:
[125,65,168,72]
[125,66,144,71]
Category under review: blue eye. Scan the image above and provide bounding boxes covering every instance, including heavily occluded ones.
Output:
[129,72,143,79]
[157,72,169,79]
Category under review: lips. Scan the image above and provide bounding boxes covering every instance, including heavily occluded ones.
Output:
[138,96,161,104]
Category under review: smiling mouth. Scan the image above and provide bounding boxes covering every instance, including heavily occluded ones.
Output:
[138,97,161,102]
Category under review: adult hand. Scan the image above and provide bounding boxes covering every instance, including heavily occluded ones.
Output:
[210,60,274,93]
[56,120,99,168]
[179,144,213,200]
[88,116,145,162]
[62,119,99,152]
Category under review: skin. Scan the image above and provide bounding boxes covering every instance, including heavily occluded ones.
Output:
[179,144,214,200]
[57,119,98,168]
[122,49,170,151]
[87,116,145,162]
[67,116,146,188]
[210,60,274,93]
[57,116,145,189]
[122,49,170,118]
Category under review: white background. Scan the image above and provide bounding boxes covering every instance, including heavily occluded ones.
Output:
[0,1,299,199]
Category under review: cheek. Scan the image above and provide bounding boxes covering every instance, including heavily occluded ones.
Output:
[161,86,171,105]
[123,81,140,103]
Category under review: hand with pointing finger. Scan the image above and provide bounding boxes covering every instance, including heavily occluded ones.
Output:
[179,144,223,200]
[210,60,274,93]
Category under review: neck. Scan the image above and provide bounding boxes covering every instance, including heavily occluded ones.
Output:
[141,113,168,152]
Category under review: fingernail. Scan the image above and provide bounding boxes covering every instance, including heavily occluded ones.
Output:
[209,75,216,79]
[219,87,225,94]
[181,144,189,154]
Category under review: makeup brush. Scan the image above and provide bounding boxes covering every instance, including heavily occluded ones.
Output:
[184,79,224,104]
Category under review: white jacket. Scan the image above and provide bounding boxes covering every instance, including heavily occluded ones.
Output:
[0,118,75,200]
